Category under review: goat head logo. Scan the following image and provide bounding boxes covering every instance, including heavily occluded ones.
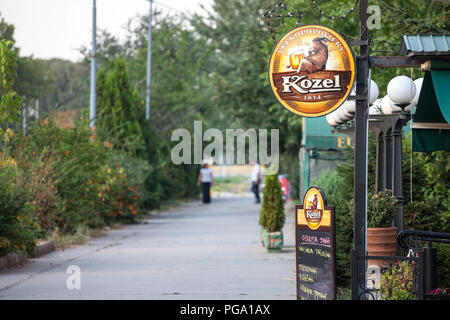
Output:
[304,192,323,230]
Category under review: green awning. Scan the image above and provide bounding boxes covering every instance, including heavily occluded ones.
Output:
[302,117,353,151]
[431,69,450,122]
[412,70,450,152]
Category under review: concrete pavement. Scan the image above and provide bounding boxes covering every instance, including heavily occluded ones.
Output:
[0,196,296,299]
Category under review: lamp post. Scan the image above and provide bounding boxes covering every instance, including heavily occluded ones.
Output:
[89,0,97,129]
[331,75,417,236]
[328,73,418,296]
[145,0,153,120]
[386,75,416,234]
[22,97,27,135]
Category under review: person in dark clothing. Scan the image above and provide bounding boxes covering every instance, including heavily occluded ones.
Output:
[251,162,261,203]
[197,163,214,203]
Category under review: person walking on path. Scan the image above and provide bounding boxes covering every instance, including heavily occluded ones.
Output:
[197,163,214,203]
[251,161,261,203]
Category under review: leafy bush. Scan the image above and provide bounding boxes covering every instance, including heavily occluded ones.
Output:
[436,243,450,288]
[0,108,201,257]
[14,119,108,231]
[19,147,61,239]
[404,200,447,233]
[311,168,342,201]
[139,125,165,209]
[100,151,150,223]
[7,117,149,237]
[259,173,285,233]
[0,165,35,256]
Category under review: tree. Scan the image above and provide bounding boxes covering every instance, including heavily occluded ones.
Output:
[79,29,127,69]
[0,39,22,137]
[95,58,144,155]
[39,58,90,113]
[0,15,21,136]
[16,56,53,108]
[0,13,16,46]
[79,11,217,207]
[192,0,303,146]
[191,0,308,197]
[368,0,450,97]
[79,10,230,140]
[0,13,56,116]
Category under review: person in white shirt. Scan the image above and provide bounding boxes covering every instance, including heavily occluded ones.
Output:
[251,161,261,203]
[197,163,214,203]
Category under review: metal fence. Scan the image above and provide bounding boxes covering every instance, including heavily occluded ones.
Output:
[352,230,450,300]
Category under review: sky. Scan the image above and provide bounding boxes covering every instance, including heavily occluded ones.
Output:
[0,0,212,62]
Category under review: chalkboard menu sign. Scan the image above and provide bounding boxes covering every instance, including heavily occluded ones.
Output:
[296,187,336,300]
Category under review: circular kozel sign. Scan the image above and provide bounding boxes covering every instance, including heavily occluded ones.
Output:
[268,25,355,117]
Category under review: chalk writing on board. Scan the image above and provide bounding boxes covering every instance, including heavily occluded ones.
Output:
[296,229,334,300]
[295,188,336,300]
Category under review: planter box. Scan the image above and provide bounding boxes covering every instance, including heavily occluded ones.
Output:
[261,228,283,252]
[367,227,398,268]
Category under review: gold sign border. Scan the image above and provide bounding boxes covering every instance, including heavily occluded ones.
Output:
[268,24,356,118]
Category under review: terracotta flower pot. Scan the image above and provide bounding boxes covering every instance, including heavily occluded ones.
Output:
[367,227,398,268]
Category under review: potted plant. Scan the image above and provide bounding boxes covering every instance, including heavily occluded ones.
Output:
[429,287,450,298]
[259,173,285,252]
[366,190,398,268]
[380,260,417,300]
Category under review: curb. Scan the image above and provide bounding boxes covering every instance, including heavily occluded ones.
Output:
[0,252,27,271]
[30,240,56,258]
[0,240,55,272]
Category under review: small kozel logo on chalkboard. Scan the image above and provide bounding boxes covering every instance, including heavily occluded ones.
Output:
[304,192,323,230]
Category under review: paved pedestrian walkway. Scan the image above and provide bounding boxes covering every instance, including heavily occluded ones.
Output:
[0,196,296,299]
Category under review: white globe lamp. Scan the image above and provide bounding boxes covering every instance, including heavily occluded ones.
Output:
[334,111,344,124]
[326,112,338,127]
[341,101,354,118]
[336,107,350,122]
[331,110,343,124]
[381,95,392,114]
[387,75,416,107]
[381,95,402,114]
[404,101,415,113]
[369,105,381,115]
[369,80,379,105]
[343,100,356,114]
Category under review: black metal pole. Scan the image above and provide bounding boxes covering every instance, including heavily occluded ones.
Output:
[383,130,392,192]
[351,0,369,301]
[423,245,437,295]
[392,120,404,233]
[375,131,384,193]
